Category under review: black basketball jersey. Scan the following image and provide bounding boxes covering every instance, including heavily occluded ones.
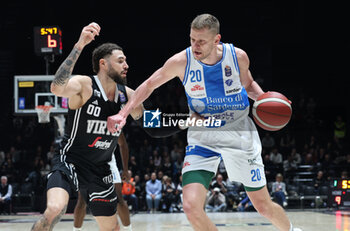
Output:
[59,75,128,171]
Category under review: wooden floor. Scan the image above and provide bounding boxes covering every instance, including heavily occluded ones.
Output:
[0,210,349,230]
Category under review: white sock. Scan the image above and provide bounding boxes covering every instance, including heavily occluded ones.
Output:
[124,224,132,230]
[73,227,82,231]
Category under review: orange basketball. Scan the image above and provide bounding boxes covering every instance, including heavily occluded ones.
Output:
[252,91,292,131]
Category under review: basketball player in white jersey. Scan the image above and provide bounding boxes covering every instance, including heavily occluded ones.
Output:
[107,14,302,231]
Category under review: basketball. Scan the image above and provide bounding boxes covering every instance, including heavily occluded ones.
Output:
[252,91,292,131]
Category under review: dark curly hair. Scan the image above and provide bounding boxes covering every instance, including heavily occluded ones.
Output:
[92,43,123,73]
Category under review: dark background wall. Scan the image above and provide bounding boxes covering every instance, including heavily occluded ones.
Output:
[0,1,348,146]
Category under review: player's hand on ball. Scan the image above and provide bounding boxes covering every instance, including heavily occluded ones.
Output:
[76,22,101,49]
[107,113,126,133]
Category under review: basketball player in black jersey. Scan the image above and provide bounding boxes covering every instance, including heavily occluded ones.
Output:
[73,132,131,231]
[32,22,185,231]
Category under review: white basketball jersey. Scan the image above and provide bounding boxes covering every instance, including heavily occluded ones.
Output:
[183,43,250,128]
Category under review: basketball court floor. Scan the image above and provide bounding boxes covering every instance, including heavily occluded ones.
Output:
[0,210,349,230]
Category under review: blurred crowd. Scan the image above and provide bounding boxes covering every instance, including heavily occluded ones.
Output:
[0,87,348,214]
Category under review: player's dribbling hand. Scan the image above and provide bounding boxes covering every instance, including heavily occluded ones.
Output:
[107,113,126,134]
[76,22,101,49]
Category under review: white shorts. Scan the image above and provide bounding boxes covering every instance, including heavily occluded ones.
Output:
[182,116,266,188]
[108,154,121,184]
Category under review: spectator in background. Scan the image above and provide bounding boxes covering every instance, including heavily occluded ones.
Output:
[263,153,275,181]
[271,173,288,207]
[173,156,183,178]
[341,170,348,179]
[46,145,55,167]
[302,153,315,169]
[0,176,12,214]
[153,149,162,171]
[225,180,241,210]
[158,171,164,182]
[261,133,275,153]
[0,150,5,166]
[279,132,295,154]
[122,170,138,213]
[1,157,15,181]
[174,175,183,211]
[129,156,138,175]
[162,177,176,212]
[283,154,297,178]
[134,174,143,209]
[270,147,283,165]
[206,187,227,212]
[210,174,227,194]
[146,172,162,213]
[139,174,150,211]
[334,115,346,144]
[313,170,326,194]
[161,155,173,177]
[290,148,302,165]
[170,143,181,162]
[237,192,253,212]
[218,159,227,179]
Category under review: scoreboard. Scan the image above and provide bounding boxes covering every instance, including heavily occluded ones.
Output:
[329,179,350,208]
[34,26,62,56]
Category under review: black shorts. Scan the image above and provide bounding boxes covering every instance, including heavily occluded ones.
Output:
[48,154,118,216]
[47,170,74,194]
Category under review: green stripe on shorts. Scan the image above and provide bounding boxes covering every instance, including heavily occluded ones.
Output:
[244,185,265,192]
[182,170,215,190]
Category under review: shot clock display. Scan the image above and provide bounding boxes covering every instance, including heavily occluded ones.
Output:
[34,26,62,56]
[329,179,350,208]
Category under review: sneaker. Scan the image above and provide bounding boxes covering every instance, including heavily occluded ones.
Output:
[293,228,303,231]
[283,201,288,207]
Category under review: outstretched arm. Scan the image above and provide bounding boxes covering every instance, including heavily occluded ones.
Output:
[107,51,187,133]
[51,22,100,98]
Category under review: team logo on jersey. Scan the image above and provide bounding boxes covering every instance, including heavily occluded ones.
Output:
[225,79,233,86]
[248,158,258,166]
[225,65,232,77]
[183,161,191,168]
[191,84,204,92]
[119,92,126,103]
[88,136,113,150]
[143,109,161,128]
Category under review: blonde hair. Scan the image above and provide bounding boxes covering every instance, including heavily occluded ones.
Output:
[191,13,220,34]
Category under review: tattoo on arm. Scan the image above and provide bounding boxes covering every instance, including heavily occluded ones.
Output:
[53,48,81,86]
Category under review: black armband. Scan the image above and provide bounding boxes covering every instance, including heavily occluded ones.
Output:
[134,116,183,138]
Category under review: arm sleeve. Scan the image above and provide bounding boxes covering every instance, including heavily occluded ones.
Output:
[145,182,152,195]
[4,185,12,200]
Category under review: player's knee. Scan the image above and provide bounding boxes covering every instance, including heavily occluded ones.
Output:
[254,201,273,219]
[183,200,200,219]
[46,201,67,220]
